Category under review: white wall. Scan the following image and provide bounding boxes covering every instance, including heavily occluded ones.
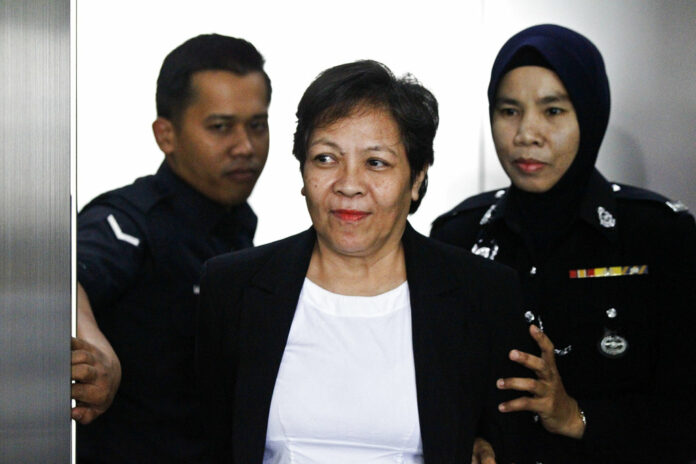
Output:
[77,0,696,245]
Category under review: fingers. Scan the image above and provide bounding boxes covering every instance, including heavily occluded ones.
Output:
[72,348,96,366]
[72,363,97,383]
[71,336,94,352]
[508,349,546,377]
[71,381,109,407]
[497,376,544,396]
[508,325,560,379]
[472,437,496,464]
[71,404,98,425]
[529,324,556,360]
[497,394,540,414]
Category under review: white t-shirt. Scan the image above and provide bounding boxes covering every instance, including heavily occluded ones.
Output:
[263,278,423,464]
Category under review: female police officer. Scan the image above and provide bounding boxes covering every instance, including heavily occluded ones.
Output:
[432,24,696,463]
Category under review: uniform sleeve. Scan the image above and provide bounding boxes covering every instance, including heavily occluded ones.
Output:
[578,211,696,462]
[77,204,147,311]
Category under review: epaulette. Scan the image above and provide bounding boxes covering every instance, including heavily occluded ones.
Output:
[612,183,689,213]
[84,174,168,214]
[432,188,507,226]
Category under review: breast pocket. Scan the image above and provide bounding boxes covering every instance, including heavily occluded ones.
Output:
[564,274,654,394]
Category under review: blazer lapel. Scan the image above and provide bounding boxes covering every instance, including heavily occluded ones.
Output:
[233,228,315,464]
[403,224,484,462]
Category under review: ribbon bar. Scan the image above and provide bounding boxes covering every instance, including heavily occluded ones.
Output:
[569,265,648,279]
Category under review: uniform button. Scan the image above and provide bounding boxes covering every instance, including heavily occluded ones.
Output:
[530,266,537,275]
[524,311,535,323]
[606,307,617,318]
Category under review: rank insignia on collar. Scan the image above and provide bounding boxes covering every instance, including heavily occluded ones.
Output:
[471,240,499,260]
[597,206,616,228]
[479,204,497,225]
[569,265,648,278]
[598,330,628,358]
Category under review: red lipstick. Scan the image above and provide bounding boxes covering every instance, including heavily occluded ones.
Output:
[514,158,546,173]
[332,209,370,222]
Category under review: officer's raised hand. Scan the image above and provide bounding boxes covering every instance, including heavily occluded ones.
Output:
[71,282,122,424]
[496,324,586,439]
[71,336,121,424]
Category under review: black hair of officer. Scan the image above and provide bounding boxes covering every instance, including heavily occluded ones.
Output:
[488,24,611,253]
[292,60,438,214]
[156,34,272,125]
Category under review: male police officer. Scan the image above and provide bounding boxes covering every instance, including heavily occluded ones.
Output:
[71,34,271,462]
[432,25,696,463]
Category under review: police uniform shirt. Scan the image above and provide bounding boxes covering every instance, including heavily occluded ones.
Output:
[77,162,257,463]
[431,170,696,463]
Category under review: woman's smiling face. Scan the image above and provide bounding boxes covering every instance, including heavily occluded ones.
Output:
[302,105,425,258]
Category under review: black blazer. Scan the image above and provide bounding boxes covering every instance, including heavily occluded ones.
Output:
[195,224,537,463]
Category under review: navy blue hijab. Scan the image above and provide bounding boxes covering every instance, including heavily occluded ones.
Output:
[488,24,611,255]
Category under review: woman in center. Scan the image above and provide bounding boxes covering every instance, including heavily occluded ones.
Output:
[196,60,534,463]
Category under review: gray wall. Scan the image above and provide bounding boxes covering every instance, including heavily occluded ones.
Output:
[0,0,71,462]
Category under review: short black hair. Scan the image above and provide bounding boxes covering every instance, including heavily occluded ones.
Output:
[156,34,271,123]
[293,60,438,214]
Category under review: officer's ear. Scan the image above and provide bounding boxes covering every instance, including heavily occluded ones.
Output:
[152,117,177,156]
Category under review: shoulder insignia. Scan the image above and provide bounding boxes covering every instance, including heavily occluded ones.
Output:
[665,200,689,213]
[454,189,505,211]
[106,214,141,247]
[433,188,506,221]
[613,183,689,214]
[432,189,507,228]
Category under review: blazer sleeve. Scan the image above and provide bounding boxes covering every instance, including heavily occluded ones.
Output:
[477,264,541,463]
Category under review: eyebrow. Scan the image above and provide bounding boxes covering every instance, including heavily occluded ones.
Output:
[495,93,571,106]
[538,93,571,105]
[365,144,399,157]
[205,112,268,122]
[309,138,341,150]
[309,139,399,157]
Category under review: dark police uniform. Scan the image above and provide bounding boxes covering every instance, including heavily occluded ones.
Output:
[431,170,696,463]
[77,162,257,463]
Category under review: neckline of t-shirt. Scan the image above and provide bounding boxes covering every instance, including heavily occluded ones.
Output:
[300,278,410,318]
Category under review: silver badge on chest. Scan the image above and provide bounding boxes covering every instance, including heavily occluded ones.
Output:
[598,330,628,358]
[597,206,616,228]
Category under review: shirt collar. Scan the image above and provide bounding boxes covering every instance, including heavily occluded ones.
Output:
[477,188,522,234]
[154,162,257,242]
[484,169,619,241]
[577,169,619,241]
